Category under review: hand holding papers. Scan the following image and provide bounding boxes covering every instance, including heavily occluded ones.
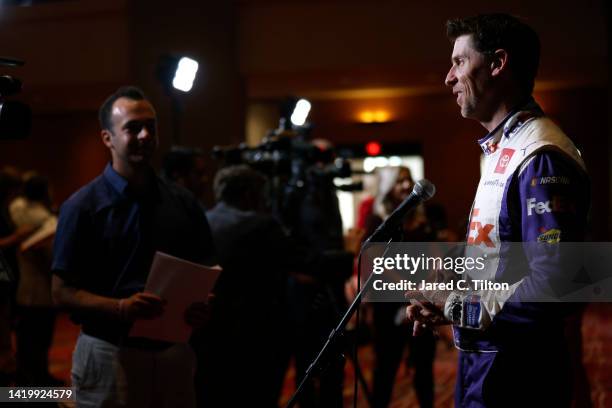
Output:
[129,251,222,343]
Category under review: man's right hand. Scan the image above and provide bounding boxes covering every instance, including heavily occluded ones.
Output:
[405,290,450,336]
[120,292,166,322]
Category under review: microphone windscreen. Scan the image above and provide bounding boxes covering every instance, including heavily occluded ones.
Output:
[413,179,436,201]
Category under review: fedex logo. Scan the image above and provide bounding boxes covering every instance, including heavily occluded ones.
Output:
[526,198,550,215]
[526,196,573,216]
[467,208,495,247]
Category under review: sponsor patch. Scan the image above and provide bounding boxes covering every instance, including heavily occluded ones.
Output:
[530,176,571,187]
[526,197,551,215]
[483,179,505,188]
[537,229,562,243]
[494,148,515,174]
[464,296,481,328]
[467,209,495,247]
[526,196,574,216]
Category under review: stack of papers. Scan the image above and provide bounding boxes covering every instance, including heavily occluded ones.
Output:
[129,252,222,343]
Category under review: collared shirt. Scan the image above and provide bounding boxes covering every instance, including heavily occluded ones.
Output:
[52,163,216,338]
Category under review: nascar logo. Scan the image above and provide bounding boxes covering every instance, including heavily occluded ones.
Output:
[530,176,571,187]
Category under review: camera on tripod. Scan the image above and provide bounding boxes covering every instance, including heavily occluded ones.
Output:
[212,123,351,182]
[212,115,359,238]
[0,57,31,140]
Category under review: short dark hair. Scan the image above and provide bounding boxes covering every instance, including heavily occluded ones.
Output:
[213,165,266,207]
[23,172,49,203]
[446,14,540,94]
[98,86,147,131]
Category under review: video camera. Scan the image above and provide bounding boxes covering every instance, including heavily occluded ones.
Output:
[212,120,351,186]
[0,57,31,140]
[212,118,359,235]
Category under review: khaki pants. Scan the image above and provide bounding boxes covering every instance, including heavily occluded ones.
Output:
[72,333,196,408]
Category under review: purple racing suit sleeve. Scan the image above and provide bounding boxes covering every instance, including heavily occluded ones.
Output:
[495,150,589,323]
[517,151,587,242]
[445,151,589,330]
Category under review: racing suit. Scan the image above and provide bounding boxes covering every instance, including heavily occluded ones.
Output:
[445,99,590,407]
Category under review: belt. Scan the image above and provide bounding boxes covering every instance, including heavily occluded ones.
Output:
[82,324,174,351]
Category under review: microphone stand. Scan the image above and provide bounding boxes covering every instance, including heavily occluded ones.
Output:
[285,229,398,408]
[285,179,434,407]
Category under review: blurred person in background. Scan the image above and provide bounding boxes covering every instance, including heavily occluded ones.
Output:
[361,166,436,408]
[0,168,35,304]
[161,146,209,204]
[0,167,33,385]
[9,171,61,386]
[0,268,12,386]
[196,165,298,407]
[285,139,353,408]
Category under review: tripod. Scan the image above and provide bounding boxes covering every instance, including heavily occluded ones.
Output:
[285,236,395,408]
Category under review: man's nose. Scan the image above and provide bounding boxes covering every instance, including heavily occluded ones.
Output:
[445,66,457,87]
[138,126,154,141]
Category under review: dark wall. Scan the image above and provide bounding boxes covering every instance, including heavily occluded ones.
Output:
[127,1,244,164]
[0,1,245,207]
[126,0,244,205]
[0,112,107,205]
[544,88,610,240]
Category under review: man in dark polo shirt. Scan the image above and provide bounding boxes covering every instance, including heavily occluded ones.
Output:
[52,86,216,408]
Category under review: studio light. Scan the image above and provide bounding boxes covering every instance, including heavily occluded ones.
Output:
[155,54,200,144]
[172,57,199,92]
[290,98,311,126]
[156,55,199,93]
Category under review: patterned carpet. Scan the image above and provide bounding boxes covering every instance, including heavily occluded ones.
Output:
[48,304,612,407]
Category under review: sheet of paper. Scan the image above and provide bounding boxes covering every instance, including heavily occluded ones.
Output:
[129,251,221,343]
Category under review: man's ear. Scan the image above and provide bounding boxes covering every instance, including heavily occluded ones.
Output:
[490,49,509,78]
[101,129,113,149]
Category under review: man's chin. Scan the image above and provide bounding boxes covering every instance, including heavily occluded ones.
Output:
[128,154,152,164]
[460,107,475,119]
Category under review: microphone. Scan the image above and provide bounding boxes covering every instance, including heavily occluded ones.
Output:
[366,179,436,243]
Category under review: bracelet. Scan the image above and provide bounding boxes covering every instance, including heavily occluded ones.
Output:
[444,292,464,326]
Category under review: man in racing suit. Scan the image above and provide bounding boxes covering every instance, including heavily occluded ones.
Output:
[406,14,590,407]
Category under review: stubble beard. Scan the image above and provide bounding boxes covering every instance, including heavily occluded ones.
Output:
[460,94,478,119]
